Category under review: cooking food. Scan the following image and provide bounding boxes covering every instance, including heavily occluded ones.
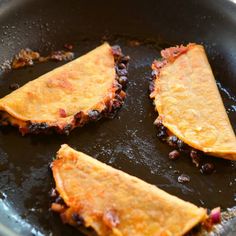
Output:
[11,47,75,70]
[0,43,129,135]
[51,144,207,236]
[150,43,236,160]
[11,48,40,69]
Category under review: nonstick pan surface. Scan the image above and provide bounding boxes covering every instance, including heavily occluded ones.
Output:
[0,0,236,235]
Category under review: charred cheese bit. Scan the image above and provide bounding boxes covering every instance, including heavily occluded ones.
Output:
[151,43,236,160]
[0,43,128,135]
[51,144,207,236]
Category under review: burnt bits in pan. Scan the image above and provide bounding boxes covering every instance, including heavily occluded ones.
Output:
[11,48,75,69]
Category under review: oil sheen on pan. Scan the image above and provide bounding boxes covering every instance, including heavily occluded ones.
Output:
[0,0,236,235]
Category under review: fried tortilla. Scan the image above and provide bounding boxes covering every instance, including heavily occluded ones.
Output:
[51,144,207,236]
[150,43,236,160]
[0,43,129,135]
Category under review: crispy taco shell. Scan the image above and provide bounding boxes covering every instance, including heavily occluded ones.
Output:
[0,43,129,135]
[51,144,207,236]
[150,44,236,160]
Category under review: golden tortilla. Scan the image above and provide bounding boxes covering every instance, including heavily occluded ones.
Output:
[0,43,126,134]
[51,144,207,236]
[151,44,236,160]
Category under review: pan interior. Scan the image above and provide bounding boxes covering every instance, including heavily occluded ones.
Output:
[0,0,236,235]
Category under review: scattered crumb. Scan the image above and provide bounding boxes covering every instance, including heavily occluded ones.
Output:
[64,44,73,51]
[190,150,200,167]
[128,40,141,47]
[200,163,215,175]
[168,150,180,160]
[0,44,75,72]
[178,174,190,183]
[50,50,74,61]
[9,83,20,90]
[11,48,40,69]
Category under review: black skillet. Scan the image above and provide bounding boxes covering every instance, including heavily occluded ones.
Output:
[0,0,236,235]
